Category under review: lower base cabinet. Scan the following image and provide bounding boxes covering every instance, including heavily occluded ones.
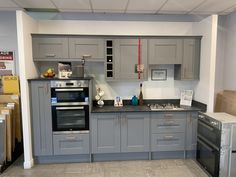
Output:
[91,113,150,154]
[53,133,90,155]
[150,112,187,152]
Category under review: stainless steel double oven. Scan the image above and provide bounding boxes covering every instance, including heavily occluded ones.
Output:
[50,80,89,132]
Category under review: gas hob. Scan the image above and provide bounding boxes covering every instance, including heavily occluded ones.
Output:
[148,103,184,111]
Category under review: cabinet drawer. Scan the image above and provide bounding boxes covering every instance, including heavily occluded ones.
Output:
[151,112,186,119]
[53,133,89,155]
[32,37,69,60]
[151,118,186,133]
[151,133,185,151]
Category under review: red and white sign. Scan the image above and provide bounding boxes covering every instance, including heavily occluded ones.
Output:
[0,51,15,76]
[0,51,14,61]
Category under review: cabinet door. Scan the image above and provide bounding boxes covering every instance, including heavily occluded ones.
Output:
[181,38,200,80]
[91,113,120,153]
[69,38,104,60]
[114,39,148,80]
[121,113,149,152]
[149,38,182,64]
[32,37,69,60]
[53,133,89,155]
[30,81,53,156]
[186,112,198,154]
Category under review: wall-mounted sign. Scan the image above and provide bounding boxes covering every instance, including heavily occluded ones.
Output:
[0,51,15,76]
[0,51,14,60]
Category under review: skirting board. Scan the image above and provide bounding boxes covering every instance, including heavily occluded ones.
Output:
[92,152,149,162]
[35,154,90,164]
[34,151,196,164]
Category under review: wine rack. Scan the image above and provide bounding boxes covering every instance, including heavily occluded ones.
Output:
[105,40,114,79]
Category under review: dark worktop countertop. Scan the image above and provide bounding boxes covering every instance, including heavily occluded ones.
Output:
[28,77,93,81]
[91,103,203,113]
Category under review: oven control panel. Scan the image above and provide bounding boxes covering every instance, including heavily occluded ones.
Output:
[198,113,221,130]
[51,80,89,88]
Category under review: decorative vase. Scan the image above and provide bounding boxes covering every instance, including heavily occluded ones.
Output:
[131,95,138,106]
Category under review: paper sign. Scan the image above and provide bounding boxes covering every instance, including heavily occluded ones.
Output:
[180,90,193,106]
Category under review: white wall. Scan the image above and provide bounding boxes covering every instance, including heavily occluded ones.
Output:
[0,11,18,74]
[215,16,226,95]
[223,11,236,90]
[192,15,218,111]
[16,10,38,169]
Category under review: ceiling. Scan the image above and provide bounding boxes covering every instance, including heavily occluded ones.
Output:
[0,0,236,15]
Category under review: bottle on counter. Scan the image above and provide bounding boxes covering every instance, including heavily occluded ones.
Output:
[139,83,143,106]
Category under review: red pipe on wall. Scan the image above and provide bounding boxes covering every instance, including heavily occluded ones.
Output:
[138,37,141,79]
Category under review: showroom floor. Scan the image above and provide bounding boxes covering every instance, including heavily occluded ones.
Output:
[1,158,209,177]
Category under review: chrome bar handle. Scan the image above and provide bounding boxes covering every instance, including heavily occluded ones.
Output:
[55,88,83,92]
[56,106,84,110]
[45,54,56,57]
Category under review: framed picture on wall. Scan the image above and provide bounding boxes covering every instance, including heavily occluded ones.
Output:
[151,69,167,81]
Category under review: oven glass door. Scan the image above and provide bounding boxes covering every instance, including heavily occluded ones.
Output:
[197,138,220,177]
[51,88,89,103]
[198,119,221,148]
[52,106,89,131]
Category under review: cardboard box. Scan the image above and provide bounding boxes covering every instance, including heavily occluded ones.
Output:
[0,103,16,150]
[0,95,21,142]
[0,108,13,161]
[0,115,6,163]
[215,90,236,116]
[1,76,20,94]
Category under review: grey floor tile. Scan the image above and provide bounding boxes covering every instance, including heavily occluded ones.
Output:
[1,158,209,177]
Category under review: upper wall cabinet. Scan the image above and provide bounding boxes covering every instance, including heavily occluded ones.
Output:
[32,35,104,61]
[32,36,69,61]
[109,38,148,81]
[174,38,201,80]
[69,37,105,61]
[148,38,183,65]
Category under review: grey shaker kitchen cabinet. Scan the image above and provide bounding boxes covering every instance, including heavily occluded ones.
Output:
[186,112,198,157]
[69,37,105,61]
[32,36,69,61]
[30,81,53,156]
[174,38,201,80]
[148,38,183,64]
[150,112,186,152]
[113,38,148,80]
[91,112,150,154]
[53,133,89,155]
[121,113,149,152]
[91,113,120,153]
